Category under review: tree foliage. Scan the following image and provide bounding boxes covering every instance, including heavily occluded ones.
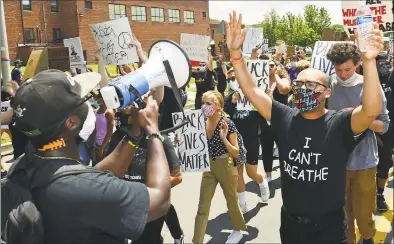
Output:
[254,5,332,47]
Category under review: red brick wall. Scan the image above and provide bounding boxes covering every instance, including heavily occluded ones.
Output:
[5,0,210,63]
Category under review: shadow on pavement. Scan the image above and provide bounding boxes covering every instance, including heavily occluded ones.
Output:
[386,179,393,188]
[206,202,265,244]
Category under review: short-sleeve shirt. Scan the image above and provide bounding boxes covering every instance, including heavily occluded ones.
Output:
[11,67,22,83]
[34,161,150,244]
[207,117,237,158]
[270,100,357,216]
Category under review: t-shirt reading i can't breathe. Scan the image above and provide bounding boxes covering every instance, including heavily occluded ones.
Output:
[270,101,357,216]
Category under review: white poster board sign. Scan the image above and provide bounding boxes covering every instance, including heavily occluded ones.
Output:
[236,60,269,110]
[243,28,264,54]
[180,33,211,62]
[262,39,269,51]
[1,101,11,129]
[275,40,286,54]
[172,110,210,173]
[341,0,393,34]
[63,37,86,73]
[311,41,352,76]
[89,18,138,65]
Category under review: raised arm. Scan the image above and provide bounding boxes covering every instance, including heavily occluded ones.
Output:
[226,11,273,121]
[351,23,384,135]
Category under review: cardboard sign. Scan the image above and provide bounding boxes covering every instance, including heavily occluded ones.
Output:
[63,37,86,72]
[275,40,286,54]
[23,50,49,80]
[180,33,211,62]
[243,28,264,54]
[90,17,138,65]
[214,34,230,61]
[342,0,393,34]
[311,41,352,76]
[237,60,269,110]
[287,46,296,56]
[1,101,10,129]
[172,110,210,173]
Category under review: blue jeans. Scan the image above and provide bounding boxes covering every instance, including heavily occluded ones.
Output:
[78,142,91,165]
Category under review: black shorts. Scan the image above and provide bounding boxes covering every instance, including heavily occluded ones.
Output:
[233,111,260,165]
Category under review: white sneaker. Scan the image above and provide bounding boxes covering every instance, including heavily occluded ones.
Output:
[266,176,272,183]
[259,179,270,202]
[239,203,248,214]
[225,230,243,244]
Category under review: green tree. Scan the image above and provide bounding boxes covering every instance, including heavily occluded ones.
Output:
[304,5,331,37]
[329,24,345,32]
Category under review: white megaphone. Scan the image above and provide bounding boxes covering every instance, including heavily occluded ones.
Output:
[101,40,192,109]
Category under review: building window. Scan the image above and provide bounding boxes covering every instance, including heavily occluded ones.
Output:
[184,10,195,24]
[85,0,92,10]
[168,9,180,23]
[151,7,164,22]
[24,28,35,43]
[202,12,207,19]
[52,28,62,43]
[109,4,126,20]
[50,0,59,12]
[22,0,31,11]
[131,6,146,22]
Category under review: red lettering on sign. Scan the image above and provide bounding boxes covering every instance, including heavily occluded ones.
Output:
[344,19,357,26]
[373,15,384,24]
[342,8,357,17]
[370,5,387,15]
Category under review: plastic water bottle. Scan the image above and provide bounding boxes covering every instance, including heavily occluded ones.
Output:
[356,1,374,53]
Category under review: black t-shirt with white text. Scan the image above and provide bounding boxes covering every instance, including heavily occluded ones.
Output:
[271,101,356,216]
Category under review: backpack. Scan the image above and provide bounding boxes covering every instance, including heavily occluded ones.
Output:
[1,154,96,244]
[222,117,247,167]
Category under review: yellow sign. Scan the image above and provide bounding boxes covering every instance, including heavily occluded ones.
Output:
[23,50,49,80]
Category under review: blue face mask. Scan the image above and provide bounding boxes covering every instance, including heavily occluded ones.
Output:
[199,66,206,72]
[291,62,297,67]
[336,73,356,86]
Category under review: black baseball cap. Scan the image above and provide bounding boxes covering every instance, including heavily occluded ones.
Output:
[11,69,101,137]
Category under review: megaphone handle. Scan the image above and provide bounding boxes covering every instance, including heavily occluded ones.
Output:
[128,83,146,109]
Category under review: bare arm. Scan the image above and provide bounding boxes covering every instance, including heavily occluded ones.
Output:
[206,51,214,71]
[97,54,110,88]
[170,167,182,187]
[100,111,115,150]
[351,59,383,135]
[1,109,13,125]
[222,132,239,158]
[274,74,291,95]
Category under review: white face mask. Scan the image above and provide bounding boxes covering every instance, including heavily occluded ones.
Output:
[229,80,240,92]
[78,102,96,141]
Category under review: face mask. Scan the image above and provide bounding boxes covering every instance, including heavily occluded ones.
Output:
[228,80,240,92]
[336,73,356,86]
[292,88,323,112]
[199,66,206,72]
[201,104,215,117]
[291,62,297,67]
[78,103,96,141]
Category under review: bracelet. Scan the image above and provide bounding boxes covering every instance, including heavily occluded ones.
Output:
[231,57,244,65]
[231,55,243,62]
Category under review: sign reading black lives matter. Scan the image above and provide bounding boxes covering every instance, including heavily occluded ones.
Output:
[311,41,352,76]
[236,60,269,110]
[90,18,138,65]
[172,110,210,173]
[63,37,86,72]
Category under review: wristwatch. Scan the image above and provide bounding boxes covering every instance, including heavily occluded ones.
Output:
[146,132,165,142]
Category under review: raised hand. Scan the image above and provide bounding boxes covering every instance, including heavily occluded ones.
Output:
[355,22,383,60]
[225,11,246,54]
[220,121,229,140]
[138,95,159,133]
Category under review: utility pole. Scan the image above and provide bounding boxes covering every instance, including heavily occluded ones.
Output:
[0,0,11,82]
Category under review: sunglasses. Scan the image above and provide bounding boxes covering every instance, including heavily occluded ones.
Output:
[291,80,327,90]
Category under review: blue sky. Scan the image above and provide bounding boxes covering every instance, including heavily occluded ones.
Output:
[209,1,343,25]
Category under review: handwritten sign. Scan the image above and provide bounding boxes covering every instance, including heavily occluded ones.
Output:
[243,28,264,54]
[180,33,211,62]
[311,41,352,76]
[237,60,269,110]
[63,37,86,73]
[90,18,138,65]
[172,110,210,172]
[342,0,393,34]
[275,40,286,54]
[1,101,10,129]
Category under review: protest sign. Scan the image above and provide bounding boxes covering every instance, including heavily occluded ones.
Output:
[180,33,211,62]
[1,101,10,129]
[63,37,86,72]
[90,17,138,65]
[275,40,286,54]
[262,39,269,51]
[311,41,352,76]
[342,0,393,34]
[243,28,264,54]
[287,46,296,56]
[237,60,269,110]
[23,50,49,80]
[172,110,210,173]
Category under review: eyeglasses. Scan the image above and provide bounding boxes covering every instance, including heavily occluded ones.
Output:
[291,80,327,90]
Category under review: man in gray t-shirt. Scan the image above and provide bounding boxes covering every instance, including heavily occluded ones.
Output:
[326,43,390,244]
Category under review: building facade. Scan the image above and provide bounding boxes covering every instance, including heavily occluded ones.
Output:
[4,0,210,63]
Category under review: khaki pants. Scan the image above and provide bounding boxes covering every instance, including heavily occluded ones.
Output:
[193,155,246,244]
[345,167,377,243]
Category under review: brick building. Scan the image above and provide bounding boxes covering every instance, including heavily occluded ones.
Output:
[4,0,210,63]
